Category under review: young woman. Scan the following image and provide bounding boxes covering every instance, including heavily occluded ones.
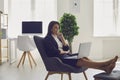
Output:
[44,21,118,74]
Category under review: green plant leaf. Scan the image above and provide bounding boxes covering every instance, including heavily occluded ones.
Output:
[59,13,79,52]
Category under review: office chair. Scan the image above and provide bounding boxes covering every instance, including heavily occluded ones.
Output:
[17,35,37,68]
[34,36,88,80]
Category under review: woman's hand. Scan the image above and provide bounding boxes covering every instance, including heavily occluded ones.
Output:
[57,32,64,40]
[57,32,68,46]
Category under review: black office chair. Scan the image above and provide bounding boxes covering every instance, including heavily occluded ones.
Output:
[34,36,88,80]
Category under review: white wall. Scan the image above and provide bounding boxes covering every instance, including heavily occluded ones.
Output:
[57,0,120,60]
[0,0,4,12]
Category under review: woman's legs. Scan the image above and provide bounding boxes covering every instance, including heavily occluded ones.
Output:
[76,56,118,73]
[83,56,117,66]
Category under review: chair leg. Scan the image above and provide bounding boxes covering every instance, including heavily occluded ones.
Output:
[28,51,37,65]
[45,72,50,80]
[61,73,63,80]
[45,72,72,80]
[28,53,32,69]
[17,52,25,68]
[22,52,26,65]
[83,71,88,80]
[68,73,72,80]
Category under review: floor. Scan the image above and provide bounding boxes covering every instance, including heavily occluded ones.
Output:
[0,50,120,80]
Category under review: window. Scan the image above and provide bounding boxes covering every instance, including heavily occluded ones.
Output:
[94,0,120,37]
[8,0,57,38]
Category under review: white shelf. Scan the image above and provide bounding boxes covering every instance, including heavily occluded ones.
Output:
[0,13,8,64]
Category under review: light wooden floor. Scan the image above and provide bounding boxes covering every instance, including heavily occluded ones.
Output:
[0,50,120,80]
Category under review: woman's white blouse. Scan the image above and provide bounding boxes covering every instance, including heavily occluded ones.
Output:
[52,35,63,51]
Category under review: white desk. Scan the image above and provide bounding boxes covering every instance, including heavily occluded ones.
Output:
[8,38,17,64]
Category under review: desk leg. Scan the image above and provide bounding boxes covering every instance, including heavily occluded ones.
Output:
[8,39,17,64]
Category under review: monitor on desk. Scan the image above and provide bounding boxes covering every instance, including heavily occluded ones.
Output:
[22,21,42,34]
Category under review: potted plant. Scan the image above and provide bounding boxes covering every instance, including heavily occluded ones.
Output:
[59,13,79,52]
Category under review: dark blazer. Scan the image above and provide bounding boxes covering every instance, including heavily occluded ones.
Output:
[44,35,69,58]
[44,35,78,67]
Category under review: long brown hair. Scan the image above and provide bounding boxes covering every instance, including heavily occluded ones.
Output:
[47,21,60,36]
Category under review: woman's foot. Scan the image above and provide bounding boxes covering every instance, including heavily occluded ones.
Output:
[111,56,118,63]
[103,63,115,74]
[103,56,118,66]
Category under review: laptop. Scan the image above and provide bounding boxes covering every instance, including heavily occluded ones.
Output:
[77,42,91,58]
[64,42,91,59]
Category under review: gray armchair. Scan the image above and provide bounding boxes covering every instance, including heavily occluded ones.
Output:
[34,36,88,80]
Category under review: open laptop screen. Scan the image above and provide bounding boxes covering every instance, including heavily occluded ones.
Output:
[78,42,91,58]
